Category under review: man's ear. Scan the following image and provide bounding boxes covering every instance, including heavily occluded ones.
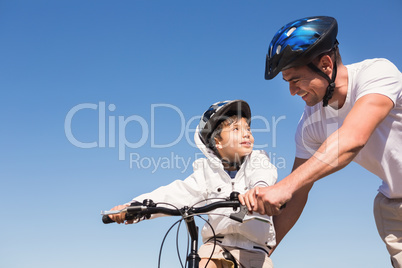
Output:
[319,55,333,76]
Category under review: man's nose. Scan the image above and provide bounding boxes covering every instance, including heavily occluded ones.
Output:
[289,84,299,96]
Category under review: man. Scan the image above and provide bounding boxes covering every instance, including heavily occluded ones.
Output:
[239,16,402,267]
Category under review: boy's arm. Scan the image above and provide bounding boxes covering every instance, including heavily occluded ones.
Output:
[131,169,207,208]
[108,163,208,224]
[240,150,277,216]
[249,150,278,187]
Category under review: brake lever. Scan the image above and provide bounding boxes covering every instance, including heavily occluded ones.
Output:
[101,208,128,215]
[229,205,272,225]
[229,204,248,222]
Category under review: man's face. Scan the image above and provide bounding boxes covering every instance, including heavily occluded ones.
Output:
[282,65,328,106]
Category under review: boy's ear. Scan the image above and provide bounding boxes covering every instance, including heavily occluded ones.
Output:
[214,138,223,149]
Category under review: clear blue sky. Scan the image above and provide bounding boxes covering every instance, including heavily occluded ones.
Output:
[1,1,401,267]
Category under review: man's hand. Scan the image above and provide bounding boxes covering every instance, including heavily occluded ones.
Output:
[240,183,293,216]
[239,187,259,213]
[253,184,292,216]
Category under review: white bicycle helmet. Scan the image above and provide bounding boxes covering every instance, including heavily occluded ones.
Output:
[198,100,251,148]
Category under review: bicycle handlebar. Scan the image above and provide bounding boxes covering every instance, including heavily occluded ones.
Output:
[101,192,274,268]
[101,191,254,224]
[101,191,272,225]
[102,200,242,224]
[102,214,118,224]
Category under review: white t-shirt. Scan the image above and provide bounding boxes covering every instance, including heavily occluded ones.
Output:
[295,58,402,198]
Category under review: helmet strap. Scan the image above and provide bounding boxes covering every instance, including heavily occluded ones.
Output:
[221,159,242,170]
[307,51,338,107]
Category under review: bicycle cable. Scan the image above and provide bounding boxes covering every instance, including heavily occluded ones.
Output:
[156,198,228,268]
[176,219,186,268]
[195,214,217,268]
[154,202,184,268]
[104,196,242,267]
[158,218,183,268]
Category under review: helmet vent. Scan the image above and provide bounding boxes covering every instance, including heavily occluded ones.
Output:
[276,45,282,54]
[264,16,338,80]
[287,27,296,36]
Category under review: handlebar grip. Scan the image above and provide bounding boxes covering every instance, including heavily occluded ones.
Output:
[102,215,115,224]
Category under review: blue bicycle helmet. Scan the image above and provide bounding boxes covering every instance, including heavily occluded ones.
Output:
[265,16,339,106]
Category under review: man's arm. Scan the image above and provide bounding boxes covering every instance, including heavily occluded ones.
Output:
[269,157,310,255]
[256,93,394,216]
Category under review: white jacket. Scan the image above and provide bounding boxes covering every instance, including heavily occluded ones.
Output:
[130,127,277,251]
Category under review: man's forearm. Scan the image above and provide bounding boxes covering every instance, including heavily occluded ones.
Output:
[285,129,363,194]
[270,130,362,253]
[270,182,312,255]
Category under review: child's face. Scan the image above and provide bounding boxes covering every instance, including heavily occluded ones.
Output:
[214,117,254,163]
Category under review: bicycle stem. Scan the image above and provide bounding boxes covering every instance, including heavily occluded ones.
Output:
[183,209,201,268]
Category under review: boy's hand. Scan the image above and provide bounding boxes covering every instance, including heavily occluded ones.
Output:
[108,204,135,224]
[239,187,259,213]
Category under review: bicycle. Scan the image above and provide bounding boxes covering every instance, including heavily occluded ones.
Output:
[101,191,272,268]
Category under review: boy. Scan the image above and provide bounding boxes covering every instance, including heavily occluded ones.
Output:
[107,100,277,268]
